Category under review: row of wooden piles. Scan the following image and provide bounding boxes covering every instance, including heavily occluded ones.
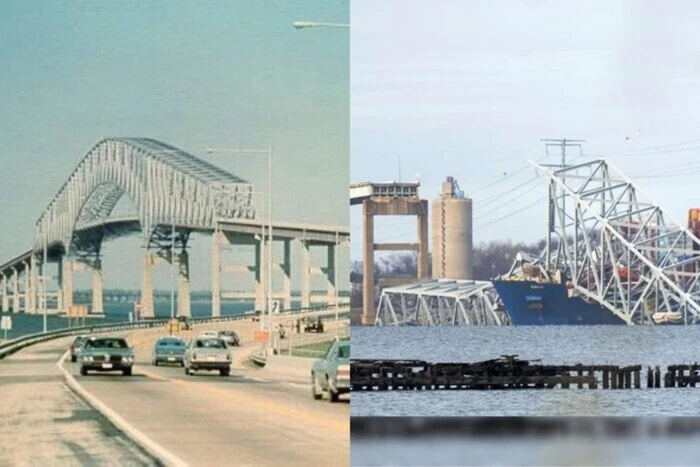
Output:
[350,355,700,391]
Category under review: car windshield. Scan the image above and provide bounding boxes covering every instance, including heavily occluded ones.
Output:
[85,338,128,349]
[195,338,226,349]
[158,339,184,347]
[338,344,350,359]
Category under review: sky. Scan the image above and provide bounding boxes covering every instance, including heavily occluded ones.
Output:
[350,0,700,262]
[0,0,348,291]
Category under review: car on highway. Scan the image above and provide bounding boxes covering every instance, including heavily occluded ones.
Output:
[79,336,135,376]
[311,338,350,403]
[184,336,232,376]
[218,330,240,347]
[152,336,187,366]
[69,335,89,362]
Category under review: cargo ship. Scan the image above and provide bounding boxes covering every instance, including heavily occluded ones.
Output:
[490,251,627,325]
[490,251,690,325]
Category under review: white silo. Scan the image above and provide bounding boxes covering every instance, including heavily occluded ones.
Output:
[431,177,473,279]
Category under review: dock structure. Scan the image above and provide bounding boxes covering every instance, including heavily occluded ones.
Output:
[351,356,654,391]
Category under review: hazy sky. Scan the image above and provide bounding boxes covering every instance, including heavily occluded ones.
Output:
[351,0,700,261]
[0,0,348,290]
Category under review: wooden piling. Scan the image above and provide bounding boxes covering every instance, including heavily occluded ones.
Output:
[603,370,609,389]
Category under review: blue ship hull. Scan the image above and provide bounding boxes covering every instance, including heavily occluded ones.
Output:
[492,280,627,325]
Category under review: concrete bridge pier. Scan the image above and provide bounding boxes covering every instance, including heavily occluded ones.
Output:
[91,260,104,314]
[141,253,155,319]
[61,259,74,314]
[1,273,8,312]
[211,231,222,317]
[300,240,310,309]
[11,267,19,313]
[256,238,266,313]
[281,239,292,310]
[178,250,190,318]
[325,243,337,306]
[26,257,37,314]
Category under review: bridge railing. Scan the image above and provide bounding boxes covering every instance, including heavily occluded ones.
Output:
[0,303,350,360]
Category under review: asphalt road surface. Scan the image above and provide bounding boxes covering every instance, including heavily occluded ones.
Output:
[0,336,155,466]
[1,320,348,466]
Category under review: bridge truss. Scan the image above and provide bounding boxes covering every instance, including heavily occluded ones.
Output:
[34,138,255,255]
[375,279,510,326]
[531,158,700,324]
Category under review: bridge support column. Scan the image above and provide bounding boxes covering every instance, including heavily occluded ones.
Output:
[178,250,190,317]
[417,212,429,280]
[1,273,8,312]
[300,240,310,309]
[23,261,31,314]
[11,267,19,313]
[92,260,104,314]
[211,231,222,317]
[141,253,155,318]
[282,240,292,311]
[62,259,73,314]
[27,257,38,314]
[326,244,337,306]
[254,240,264,312]
[362,204,375,324]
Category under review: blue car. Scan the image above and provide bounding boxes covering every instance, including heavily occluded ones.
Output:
[152,336,187,366]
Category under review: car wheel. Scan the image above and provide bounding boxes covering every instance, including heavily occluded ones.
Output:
[184,366,190,375]
[327,376,339,403]
[71,355,77,363]
[123,368,132,376]
[311,372,322,400]
[80,366,87,376]
[220,369,230,377]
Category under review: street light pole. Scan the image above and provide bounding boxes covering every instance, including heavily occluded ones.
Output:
[292,21,349,29]
[170,221,175,319]
[42,225,47,333]
[267,146,273,352]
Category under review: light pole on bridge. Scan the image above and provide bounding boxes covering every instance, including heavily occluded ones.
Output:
[292,21,349,29]
[206,147,273,353]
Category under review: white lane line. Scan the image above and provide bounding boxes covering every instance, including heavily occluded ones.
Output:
[57,351,188,467]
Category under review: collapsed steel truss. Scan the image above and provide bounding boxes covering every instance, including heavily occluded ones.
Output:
[531,158,700,324]
[34,138,256,254]
[375,279,510,326]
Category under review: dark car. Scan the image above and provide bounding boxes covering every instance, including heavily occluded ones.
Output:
[69,335,89,362]
[218,330,240,347]
[79,336,135,376]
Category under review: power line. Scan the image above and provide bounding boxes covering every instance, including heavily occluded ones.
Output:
[474,196,546,232]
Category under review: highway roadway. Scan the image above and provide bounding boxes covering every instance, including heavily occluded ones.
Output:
[0,320,349,466]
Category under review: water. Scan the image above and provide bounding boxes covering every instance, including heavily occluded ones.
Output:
[350,325,700,416]
[0,299,263,340]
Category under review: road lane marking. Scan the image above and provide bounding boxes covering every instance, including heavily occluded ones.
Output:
[137,365,348,435]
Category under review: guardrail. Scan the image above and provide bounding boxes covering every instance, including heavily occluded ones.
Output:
[0,303,349,360]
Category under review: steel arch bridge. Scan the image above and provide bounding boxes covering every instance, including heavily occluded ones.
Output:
[0,138,348,319]
[35,137,255,255]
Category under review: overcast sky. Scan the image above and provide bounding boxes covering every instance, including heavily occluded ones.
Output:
[0,0,348,290]
[350,0,700,260]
